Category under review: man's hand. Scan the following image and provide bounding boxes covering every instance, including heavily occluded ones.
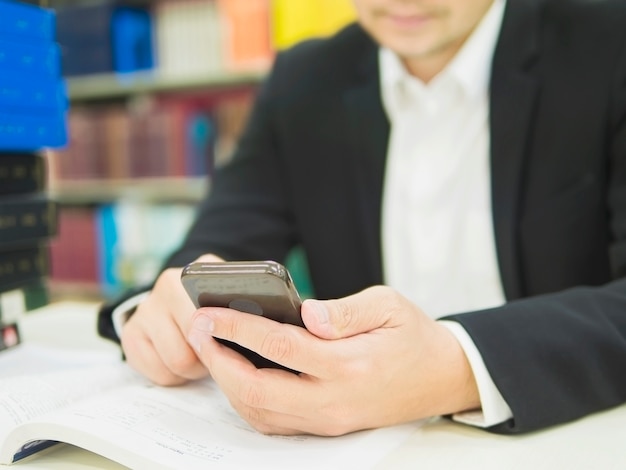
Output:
[121,254,224,386]
[187,285,480,436]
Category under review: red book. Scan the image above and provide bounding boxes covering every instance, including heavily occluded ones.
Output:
[49,207,98,284]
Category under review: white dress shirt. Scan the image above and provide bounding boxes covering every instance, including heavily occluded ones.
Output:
[380,0,513,426]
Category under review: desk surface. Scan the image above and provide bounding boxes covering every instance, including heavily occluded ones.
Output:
[5,301,626,470]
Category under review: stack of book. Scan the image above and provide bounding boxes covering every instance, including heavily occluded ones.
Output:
[0,0,68,338]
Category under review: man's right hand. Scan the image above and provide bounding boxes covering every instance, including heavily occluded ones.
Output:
[120,254,224,385]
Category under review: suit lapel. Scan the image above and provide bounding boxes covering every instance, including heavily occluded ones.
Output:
[337,4,543,294]
[490,0,541,300]
[343,47,390,285]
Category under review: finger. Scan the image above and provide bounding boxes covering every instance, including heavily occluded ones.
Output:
[121,321,188,386]
[227,395,317,436]
[188,307,339,377]
[228,392,353,436]
[198,333,322,418]
[134,268,211,381]
[200,337,357,436]
[231,402,304,435]
[193,253,225,263]
[154,267,198,333]
[301,286,400,340]
[145,309,209,382]
[124,283,209,383]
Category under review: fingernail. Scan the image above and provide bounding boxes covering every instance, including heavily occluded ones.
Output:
[193,315,215,333]
[188,315,214,353]
[308,300,329,325]
[188,331,203,353]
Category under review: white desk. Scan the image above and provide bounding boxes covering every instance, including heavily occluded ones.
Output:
[6,301,626,469]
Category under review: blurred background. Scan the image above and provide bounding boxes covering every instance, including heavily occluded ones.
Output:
[1,0,357,322]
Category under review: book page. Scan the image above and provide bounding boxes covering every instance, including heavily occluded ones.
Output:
[4,364,422,469]
[0,343,119,378]
[0,363,138,444]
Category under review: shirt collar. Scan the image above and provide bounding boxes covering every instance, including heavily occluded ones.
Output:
[380,0,506,103]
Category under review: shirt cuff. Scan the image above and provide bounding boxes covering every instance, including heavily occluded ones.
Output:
[438,320,513,427]
[111,291,150,339]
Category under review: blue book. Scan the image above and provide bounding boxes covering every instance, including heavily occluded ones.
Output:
[0,75,67,113]
[112,7,155,74]
[96,204,122,299]
[0,0,55,43]
[0,36,61,78]
[0,111,68,150]
[185,113,216,176]
[56,3,155,77]
[55,2,116,76]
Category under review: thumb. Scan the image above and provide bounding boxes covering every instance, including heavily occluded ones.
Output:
[193,253,225,263]
[301,286,394,340]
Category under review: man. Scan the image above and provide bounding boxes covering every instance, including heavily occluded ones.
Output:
[99,0,626,436]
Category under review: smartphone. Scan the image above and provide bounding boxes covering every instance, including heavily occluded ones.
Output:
[181,260,304,371]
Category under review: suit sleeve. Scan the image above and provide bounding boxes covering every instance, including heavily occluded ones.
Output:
[445,280,626,434]
[162,50,304,269]
[444,39,626,434]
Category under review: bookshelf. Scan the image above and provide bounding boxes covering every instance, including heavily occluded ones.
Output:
[46,0,356,301]
[67,70,266,102]
[50,177,208,204]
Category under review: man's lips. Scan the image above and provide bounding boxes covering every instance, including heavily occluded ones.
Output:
[384,12,434,29]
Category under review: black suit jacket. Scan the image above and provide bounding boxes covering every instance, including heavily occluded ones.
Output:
[101,0,626,434]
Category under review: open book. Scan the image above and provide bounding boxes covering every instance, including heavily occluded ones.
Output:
[0,345,421,469]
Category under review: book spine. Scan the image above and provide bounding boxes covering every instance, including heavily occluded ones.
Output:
[0,195,58,249]
[49,206,99,287]
[50,107,104,180]
[154,0,223,78]
[0,75,68,113]
[185,111,216,176]
[270,0,355,49]
[0,37,61,79]
[0,281,48,325]
[99,201,196,297]
[128,107,171,178]
[0,322,21,352]
[111,7,155,74]
[216,0,273,71]
[0,153,46,196]
[0,1,56,43]
[55,2,116,76]
[95,204,120,298]
[0,111,68,151]
[0,244,49,294]
[317,0,357,36]
[100,107,131,179]
[0,287,25,325]
[270,0,320,50]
